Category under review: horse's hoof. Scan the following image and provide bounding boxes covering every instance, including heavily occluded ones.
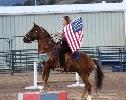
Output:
[87,95,91,100]
[43,86,50,92]
[40,89,44,93]
[80,97,85,100]
[81,95,84,98]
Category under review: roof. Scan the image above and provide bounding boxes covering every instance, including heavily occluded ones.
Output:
[0,2,126,15]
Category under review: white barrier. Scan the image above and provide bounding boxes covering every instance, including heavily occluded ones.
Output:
[67,72,85,87]
[25,62,43,90]
[25,62,84,89]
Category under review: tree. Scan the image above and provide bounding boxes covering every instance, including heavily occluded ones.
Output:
[48,0,56,4]
[13,3,22,6]
[23,0,35,6]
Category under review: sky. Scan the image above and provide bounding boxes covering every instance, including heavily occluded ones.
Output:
[0,0,26,6]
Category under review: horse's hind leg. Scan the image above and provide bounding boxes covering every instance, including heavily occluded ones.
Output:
[80,74,91,100]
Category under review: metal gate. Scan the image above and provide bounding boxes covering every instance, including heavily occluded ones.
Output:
[0,38,12,73]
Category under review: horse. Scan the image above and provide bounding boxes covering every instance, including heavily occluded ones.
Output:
[23,23,104,100]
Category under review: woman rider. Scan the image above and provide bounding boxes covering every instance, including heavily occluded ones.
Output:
[57,16,72,70]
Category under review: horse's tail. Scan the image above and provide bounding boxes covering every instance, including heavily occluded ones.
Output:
[93,59,104,90]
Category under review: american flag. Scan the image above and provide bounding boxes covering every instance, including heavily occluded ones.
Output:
[64,17,84,53]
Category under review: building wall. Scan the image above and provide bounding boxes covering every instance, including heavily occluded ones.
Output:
[0,11,125,50]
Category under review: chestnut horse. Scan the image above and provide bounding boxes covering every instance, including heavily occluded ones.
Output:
[23,23,104,99]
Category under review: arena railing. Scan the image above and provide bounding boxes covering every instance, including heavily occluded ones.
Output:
[79,47,98,59]
[0,51,10,73]
[97,46,126,72]
[2,46,126,75]
[8,49,39,75]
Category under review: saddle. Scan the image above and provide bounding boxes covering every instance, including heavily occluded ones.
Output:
[72,51,80,60]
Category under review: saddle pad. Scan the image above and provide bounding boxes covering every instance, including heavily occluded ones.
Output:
[38,54,49,62]
[73,51,80,60]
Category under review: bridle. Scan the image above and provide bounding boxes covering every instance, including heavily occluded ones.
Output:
[24,27,50,42]
[35,27,57,54]
[24,26,58,55]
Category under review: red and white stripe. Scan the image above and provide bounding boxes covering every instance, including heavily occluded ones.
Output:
[64,24,83,53]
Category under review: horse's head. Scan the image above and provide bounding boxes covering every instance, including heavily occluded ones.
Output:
[23,23,45,43]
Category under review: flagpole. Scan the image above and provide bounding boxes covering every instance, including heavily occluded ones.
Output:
[123,0,126,46]
[35,0,37,6]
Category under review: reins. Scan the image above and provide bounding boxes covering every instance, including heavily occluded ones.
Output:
[38,28,58,54]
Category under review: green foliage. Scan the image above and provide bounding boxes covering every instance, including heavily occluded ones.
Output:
[21,0,123,6]
[37,0,45,5]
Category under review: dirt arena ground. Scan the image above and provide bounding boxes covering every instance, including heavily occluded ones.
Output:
[0,69,126,100]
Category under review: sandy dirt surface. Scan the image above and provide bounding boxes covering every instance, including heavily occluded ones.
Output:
[0,69,126,100]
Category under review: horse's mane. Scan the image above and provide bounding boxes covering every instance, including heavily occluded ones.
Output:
[40,26,56,45]
[41,27,51,37]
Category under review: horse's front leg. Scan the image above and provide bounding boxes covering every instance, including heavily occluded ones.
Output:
[42,66,45,80]
[42,66,50,90]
